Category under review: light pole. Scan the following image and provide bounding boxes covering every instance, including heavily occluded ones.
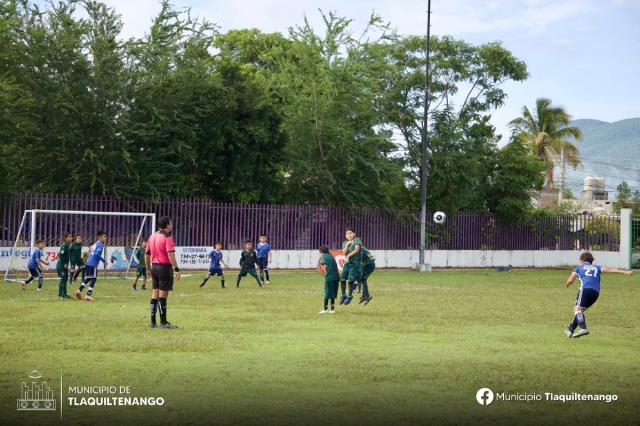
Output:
[419,0,432,271]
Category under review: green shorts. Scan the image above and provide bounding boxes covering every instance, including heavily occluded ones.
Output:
[361,262,375,280]
[340,262,360,282]
[71,260,84,269]
[136,267,147,278]
[56,263,68,280]
[324,280,339,299]
[239,269,260,280]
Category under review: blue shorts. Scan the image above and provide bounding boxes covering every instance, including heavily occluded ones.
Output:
[257,258,269,271]
[85,266,97,279]
[575,288,599,310]
[207,268,224,277]
[28,268,42,279]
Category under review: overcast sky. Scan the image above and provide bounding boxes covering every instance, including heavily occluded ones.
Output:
[37,0,640,143]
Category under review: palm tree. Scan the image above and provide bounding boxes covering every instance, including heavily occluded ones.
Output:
[508,98,583,186]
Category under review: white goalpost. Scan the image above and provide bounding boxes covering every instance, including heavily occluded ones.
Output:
[3,210,156,282]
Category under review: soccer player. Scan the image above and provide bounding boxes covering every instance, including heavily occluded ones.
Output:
[132,239,148,291]
[56,232,73,299]
[358,243,375,305]
[200,241,227,288]
[318,245,339,314]
[21,239,49,291]
[146,216,181,329]
[340,227,362,305]
[565,251,633,338]
[236,240,263,289]
[75,231,108,302]
[256,234,272,285]
[69,234,86,283]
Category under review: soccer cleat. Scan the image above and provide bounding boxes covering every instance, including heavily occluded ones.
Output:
[319,310,328,314]
[234,285,239,289]
[57,296,63,299]
[37,288,42,291]
[328,309,335,314]
[565,329,573,338]
[344,295,354,305]
[364,295,373,305]
[84,295,96,302]
[358,297,366,304]
[21,281,26,291]
[573,328,590,338]
[141,286,146,290]
[266,280,270,285]
[160,322,178,329]
[259,286,264,290]
[148,322,157,328]
[261,281,265,286]
[339,295,347,305]
[199,283,205,288]
[75,290,82,300]
[132,286,137,291]
[221,285,226,289]
[63,295,72,299]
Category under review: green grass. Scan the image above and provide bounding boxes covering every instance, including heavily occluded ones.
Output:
[1,270,639,426]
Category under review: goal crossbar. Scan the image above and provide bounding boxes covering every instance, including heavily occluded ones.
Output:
[4,210,156,282]
[25,210,154,217]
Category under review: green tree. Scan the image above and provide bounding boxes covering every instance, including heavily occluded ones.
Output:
[508,98,583,186]
[0,0,34,194]
[485,134,547,222]
[614,181,633,214]
[123,0,215,198]
[1,1,539,211]
[370,34,529,211]
[126,3,286,202]
[277,12,403,208]
[562,188,575,199]
[8,0,139,196]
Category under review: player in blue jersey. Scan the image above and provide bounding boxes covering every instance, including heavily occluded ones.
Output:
[75,231,108,302]
[200,241,227,288]
[21,239,50,291]
[256,234,272,285]
[565,251,633,338]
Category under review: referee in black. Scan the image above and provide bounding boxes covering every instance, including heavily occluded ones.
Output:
[145,216,181,329]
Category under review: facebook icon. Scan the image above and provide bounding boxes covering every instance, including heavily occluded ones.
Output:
[476,388,494,405]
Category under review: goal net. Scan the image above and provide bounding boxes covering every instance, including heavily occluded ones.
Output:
[3,210,155,282]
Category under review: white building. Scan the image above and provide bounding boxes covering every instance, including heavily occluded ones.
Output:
[568,176,614,215]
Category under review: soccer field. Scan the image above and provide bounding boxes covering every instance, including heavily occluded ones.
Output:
[1,270,639,426]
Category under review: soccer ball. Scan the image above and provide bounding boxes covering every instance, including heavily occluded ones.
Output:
[433,211,447,224]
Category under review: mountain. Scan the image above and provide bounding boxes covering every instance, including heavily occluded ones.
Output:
[570,118,608,132]
[562,118,640,199]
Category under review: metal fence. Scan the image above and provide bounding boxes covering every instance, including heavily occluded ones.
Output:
[632,217,640,268]
[0,194,622,251]
[428,212,620,251]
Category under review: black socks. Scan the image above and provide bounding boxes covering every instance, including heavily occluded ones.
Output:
[159,297,167,324]
[150,299,158,324]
